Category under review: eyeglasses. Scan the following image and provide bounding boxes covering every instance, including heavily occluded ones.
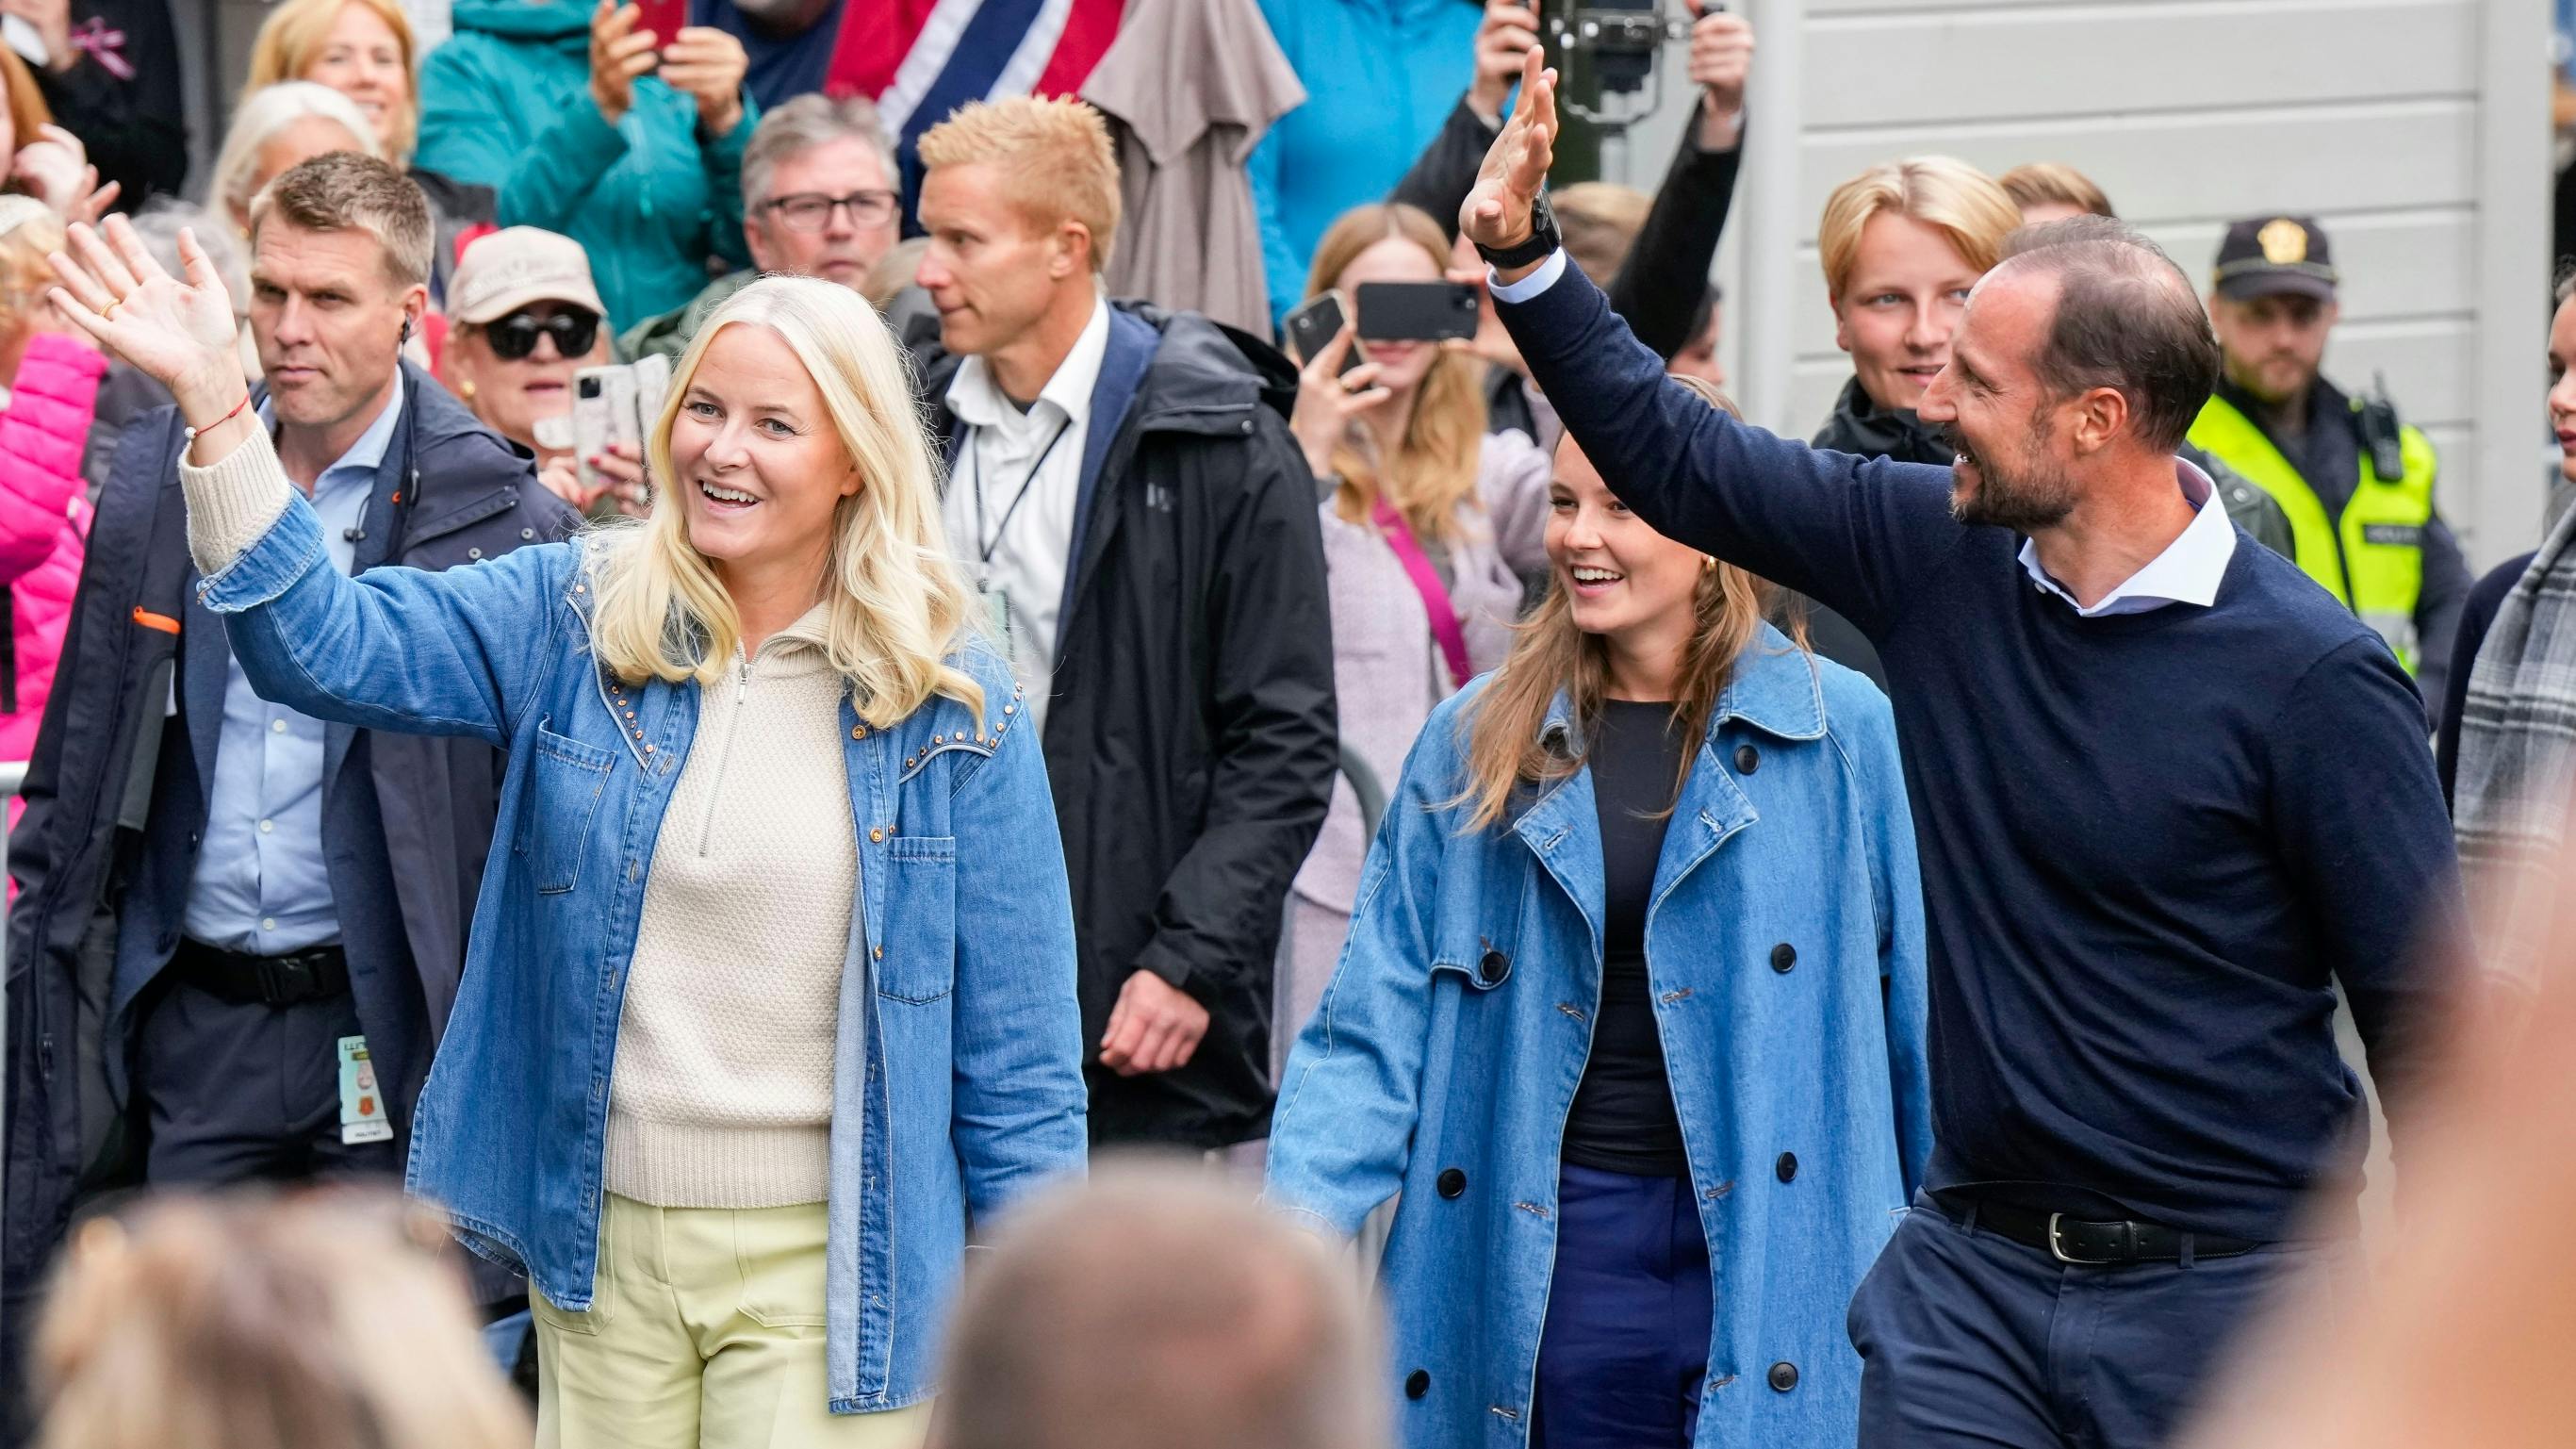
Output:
[764,189,899,234]
[485,306,600,361]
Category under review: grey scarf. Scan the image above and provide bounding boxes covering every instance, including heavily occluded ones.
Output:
[2453,501,2576,983]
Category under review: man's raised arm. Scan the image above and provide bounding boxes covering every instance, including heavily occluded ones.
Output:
[1460,49,1960,635]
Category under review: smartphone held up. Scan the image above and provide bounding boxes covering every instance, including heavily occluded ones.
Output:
[572,353,669,507]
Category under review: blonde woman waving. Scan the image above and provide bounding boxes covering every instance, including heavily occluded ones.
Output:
[49,216,1086,1449]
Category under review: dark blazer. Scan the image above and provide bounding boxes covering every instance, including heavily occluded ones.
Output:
[2,367,574,1424]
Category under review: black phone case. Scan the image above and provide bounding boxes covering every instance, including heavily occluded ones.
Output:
[1354,282,1480,343]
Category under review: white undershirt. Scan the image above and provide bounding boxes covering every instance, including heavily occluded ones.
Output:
[942,294,1111,733]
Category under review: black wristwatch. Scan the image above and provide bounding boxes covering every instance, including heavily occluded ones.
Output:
[1474,190,1560,271]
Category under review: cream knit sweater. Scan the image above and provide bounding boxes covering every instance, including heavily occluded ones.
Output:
[177,430,857,1210]
[601,602,856,1209]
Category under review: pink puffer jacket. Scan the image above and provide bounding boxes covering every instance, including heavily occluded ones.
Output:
[0,334,107,779]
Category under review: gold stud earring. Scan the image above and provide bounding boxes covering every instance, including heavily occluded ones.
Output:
[457,379,476,401]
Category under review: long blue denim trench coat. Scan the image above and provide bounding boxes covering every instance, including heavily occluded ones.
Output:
[200,495,1088,1413]
[1267,628,1931,1448]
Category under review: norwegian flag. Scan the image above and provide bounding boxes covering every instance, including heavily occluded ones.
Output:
[826,0,1124,216]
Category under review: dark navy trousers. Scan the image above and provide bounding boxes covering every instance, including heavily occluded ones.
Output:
[1848,1195,2346,1449]
[136,980,399,1185]
[1531,1163,1715,1449]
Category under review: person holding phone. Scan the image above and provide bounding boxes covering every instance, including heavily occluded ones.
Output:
[1266,375,1929,1449]
[435,224,642,515]
[245,0,501,305]
[1273,199,1550,1088]
[47,205,1088,1445]
[417,0,757,330]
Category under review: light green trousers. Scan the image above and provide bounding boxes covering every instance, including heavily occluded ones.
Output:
[533,1194,932,1449]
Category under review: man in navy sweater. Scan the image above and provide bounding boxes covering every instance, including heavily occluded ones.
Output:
[1462,53,2462,1449]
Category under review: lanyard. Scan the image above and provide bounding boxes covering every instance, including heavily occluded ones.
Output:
[969,418,1075,567]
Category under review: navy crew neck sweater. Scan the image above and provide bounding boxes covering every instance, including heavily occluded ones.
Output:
[1497,264,2463,1241]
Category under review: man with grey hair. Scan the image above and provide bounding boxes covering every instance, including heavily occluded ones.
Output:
[1460,58,2460,1449]
[618,91,901,363]
[931,1161,1388,1449]
[3,156,571,1407]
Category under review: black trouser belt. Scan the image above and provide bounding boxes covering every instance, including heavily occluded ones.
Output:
[173,939,351,1006]
[1934,1192,2261,1266]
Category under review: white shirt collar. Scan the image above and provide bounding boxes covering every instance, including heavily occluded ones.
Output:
[2016,458,2239,617]
[944,293,1112,436]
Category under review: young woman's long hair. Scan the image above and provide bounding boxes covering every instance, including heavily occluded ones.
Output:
[1304,203,1487,542]
[1455,378,1784,832]
[585,276,986,728]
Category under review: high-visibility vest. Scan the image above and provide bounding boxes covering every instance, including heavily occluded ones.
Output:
[2187,393,2437,672]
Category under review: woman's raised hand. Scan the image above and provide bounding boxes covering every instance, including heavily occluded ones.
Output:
[1288,323,1392,481]
[48,216,247,421]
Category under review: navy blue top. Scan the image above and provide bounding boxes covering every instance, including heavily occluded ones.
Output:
[1562,700,1690,1177]
[1496,261,2463,1240]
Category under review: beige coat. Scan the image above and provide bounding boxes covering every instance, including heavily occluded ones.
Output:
[1080,0,1304,337]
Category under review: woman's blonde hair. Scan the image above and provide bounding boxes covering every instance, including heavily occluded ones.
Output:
[1304,203,1486,543]
[1816,156,2020,301]
[32,1190,530,1449]
[1554,181,1651,285]
[1998,161,2114,221]
[586,275,986,728]
[246,0,419,159]
[0,205,64,354]
[1453,376,1782,833]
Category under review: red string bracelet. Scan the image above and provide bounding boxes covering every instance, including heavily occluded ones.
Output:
[182,391,254,446]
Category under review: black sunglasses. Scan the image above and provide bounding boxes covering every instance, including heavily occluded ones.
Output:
[486,306,600,361]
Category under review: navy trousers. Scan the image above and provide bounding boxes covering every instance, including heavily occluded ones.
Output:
[1848,1196,2344,1449]
[136,980,399,1185]
[1531,1164,1715,1449]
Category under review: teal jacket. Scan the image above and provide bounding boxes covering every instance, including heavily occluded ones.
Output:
[418,0,756,330]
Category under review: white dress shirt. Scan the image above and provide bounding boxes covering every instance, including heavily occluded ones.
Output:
[942,295,1112,733]
[2016,460,2237,616]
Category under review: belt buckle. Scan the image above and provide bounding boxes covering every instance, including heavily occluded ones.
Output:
[257,955,316,1002]
[2045,1212,2129,1266]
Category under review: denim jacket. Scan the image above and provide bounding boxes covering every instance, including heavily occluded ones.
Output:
[196,495,1089,1413]
[1265,627,1930,1449]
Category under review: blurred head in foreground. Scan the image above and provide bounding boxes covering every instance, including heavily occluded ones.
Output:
[32,1190,529,1449]
[931,1160,1388,1449]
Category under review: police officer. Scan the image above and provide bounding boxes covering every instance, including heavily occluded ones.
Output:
[2189,214,2469,725]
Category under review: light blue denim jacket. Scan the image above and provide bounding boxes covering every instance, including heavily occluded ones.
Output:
[196,494,1089,1414]
[1265,628,1930,1449]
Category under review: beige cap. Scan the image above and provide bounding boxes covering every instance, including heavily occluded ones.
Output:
[448,226,605,325]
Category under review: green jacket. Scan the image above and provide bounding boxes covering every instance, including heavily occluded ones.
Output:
[617,268,755,365]
[418,0,756,331]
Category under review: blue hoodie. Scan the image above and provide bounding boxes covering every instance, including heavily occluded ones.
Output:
[1248,0,1484,329]
[418,0,758,330]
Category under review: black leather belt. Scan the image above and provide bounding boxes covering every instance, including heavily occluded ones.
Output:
[1934,1192,2260,1266]
[174,939,351,1006]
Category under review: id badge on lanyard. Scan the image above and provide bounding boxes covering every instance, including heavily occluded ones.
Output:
[969,418,1074,662]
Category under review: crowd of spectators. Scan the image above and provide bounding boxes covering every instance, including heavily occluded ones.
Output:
[0,5,2568,1449]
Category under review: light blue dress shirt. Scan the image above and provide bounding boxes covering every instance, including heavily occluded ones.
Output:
[180,376,403,952]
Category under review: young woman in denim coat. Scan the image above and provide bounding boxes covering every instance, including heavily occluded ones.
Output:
[1266,379,1931,1449]
[52,221,1087,1449]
